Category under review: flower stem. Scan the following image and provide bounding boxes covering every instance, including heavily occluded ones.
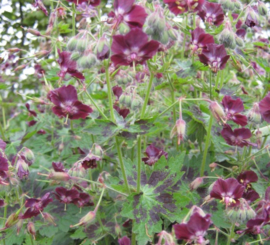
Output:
[72,3,76,36]
[136,135,141,193]
[200,114,213,176]
[115,137,130,194]
[227,223,235,245]
[94,188,105,213]
[141,61,154,118]
[85,90,108,120]
[209,70,213,100]
[105,60,115,122]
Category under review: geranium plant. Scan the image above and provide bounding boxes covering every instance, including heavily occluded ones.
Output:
[0,0,270,244]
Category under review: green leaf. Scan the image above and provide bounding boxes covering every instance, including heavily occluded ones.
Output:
[39,225,59,238]
[121,153,187,245]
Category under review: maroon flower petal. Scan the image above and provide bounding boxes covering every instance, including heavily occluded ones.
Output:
[124,5,147,28]
[173,223,193,240]
[49,85,78,105]
[222,95,244,114]
[52,162,65,172]
[114,0,134,13]
[232,114,248,127]
[0,156,9,172]
[118,236,131,245]
[0,139,6,151]
[124,28,149,50]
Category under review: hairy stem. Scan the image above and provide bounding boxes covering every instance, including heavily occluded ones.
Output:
[136,135,141,193]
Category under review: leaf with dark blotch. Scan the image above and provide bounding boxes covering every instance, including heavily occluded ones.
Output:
[121,153,187,245]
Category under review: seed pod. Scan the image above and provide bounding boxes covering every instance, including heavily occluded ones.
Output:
[258,1,268,16]
[67,36,78,52]
[219,28,236,49]
[119,93,132,108]
[70,52,81,61]
[27,222,36,240]
[77,54,97,69]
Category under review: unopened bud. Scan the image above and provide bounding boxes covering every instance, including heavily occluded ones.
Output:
[209,101,226,123]
[209,162,218,172]
[47,171,71,181]
[95,37,110,61]
[70,52,81,61]
[2,213,19,229]
[256,130,262,148]
[131,95,143,111]
[157,230,175,245]
[189,177,204,191]
[27,222,36,239]
[22,148,35,165]
[67,36,78,52]
[219,24,236,49]
[16,219,23,235]
[77,54,97,69]
[115,224,122,236]
[118,23,129,34]
[13,64,27,72]
[70,211,96,227]
[8,48,21,53]
[247,103,261,124]
[258,1,268,16]
[235,36,244,47]
[27,28,41,36]
[58,143,64,152]
[16,157,29,180]
[170,119,186,145]
[76,37,90,53]
[91,144,103,158]
[43,212,56,226]
[34,50,50,58]
[119,93,132,108]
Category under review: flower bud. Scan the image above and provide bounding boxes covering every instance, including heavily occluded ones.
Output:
[27,222,36,239]
[119,93,132,108]
[131,95,143,111]
[91,144,103,158]
[76,37,90,53]
[209,101,226,123]
[43,212,56,226]
[70,211,96,227]
[170,119,186,145]
[27,28,41,36]
[157,230,175,245]
[219,22,236,49]
[2,213,19,230]
[77,54,97,70]
[226,199,256,224]
[118,23,129,34]
[68,162,87,178]
[209,162,217,172]
[13,64,27,72]
[22,148,35,165]
[189,177,204,191]
[34,50,50,58]
[16,157,29,180]
[67,36,78,52]
[8,48,21,53]
[115,224,122,236]
[95,37,110,61]
[256,130,262,148]
[247,103,261,124]
[16,219,23,235]
[235,36,244,47]
[258,1,268,16]
[47,171,71,181]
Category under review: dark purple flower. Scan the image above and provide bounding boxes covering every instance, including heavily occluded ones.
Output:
[221,124,253,148]
[259,93,270,123]
[54,187,80,204]
[112,86,123,100]
[0,156,8,172]
[198,44,230,73]
[111,28,160,67]
[198,1,224,26]
[118,236,131,245]
[237,170,258,188]
[164,0,204,15]
[243,189,260,203]
[210,178,245,206]
[113,105,130,119]
[48,85,93,120]
[190,27,215,54]
[142,144,168,166]
[0,139,6,151]
[57,50,85,81]
[237,218,266,235]
[52,162,65,172]
[110,0,147,29]
[73,193,94,208]
[173,211,212,244]
[27,120,37,127]
[25,103,37,117]
[236,29,246,38]
[251,61,265,76]
[81,155,100,169]
[0,199,5,208]
[21,193,53,219]
[67,0,100,6]
[221,95,247,126]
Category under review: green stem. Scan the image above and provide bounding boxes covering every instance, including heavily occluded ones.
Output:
[220,69,224,89]
[209,70,213,100]
[158,100,179,118]
[200,115,213,176]
[141,62,154,118]
[227,223,235,245]
[0,121,6,141]
[72,3,76,36]
[136,135,141,193]
[94,188,105,212]
[115,137,130,194]
[85,90,108,120]
[131,230,136,245]
[105,60,115,122]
